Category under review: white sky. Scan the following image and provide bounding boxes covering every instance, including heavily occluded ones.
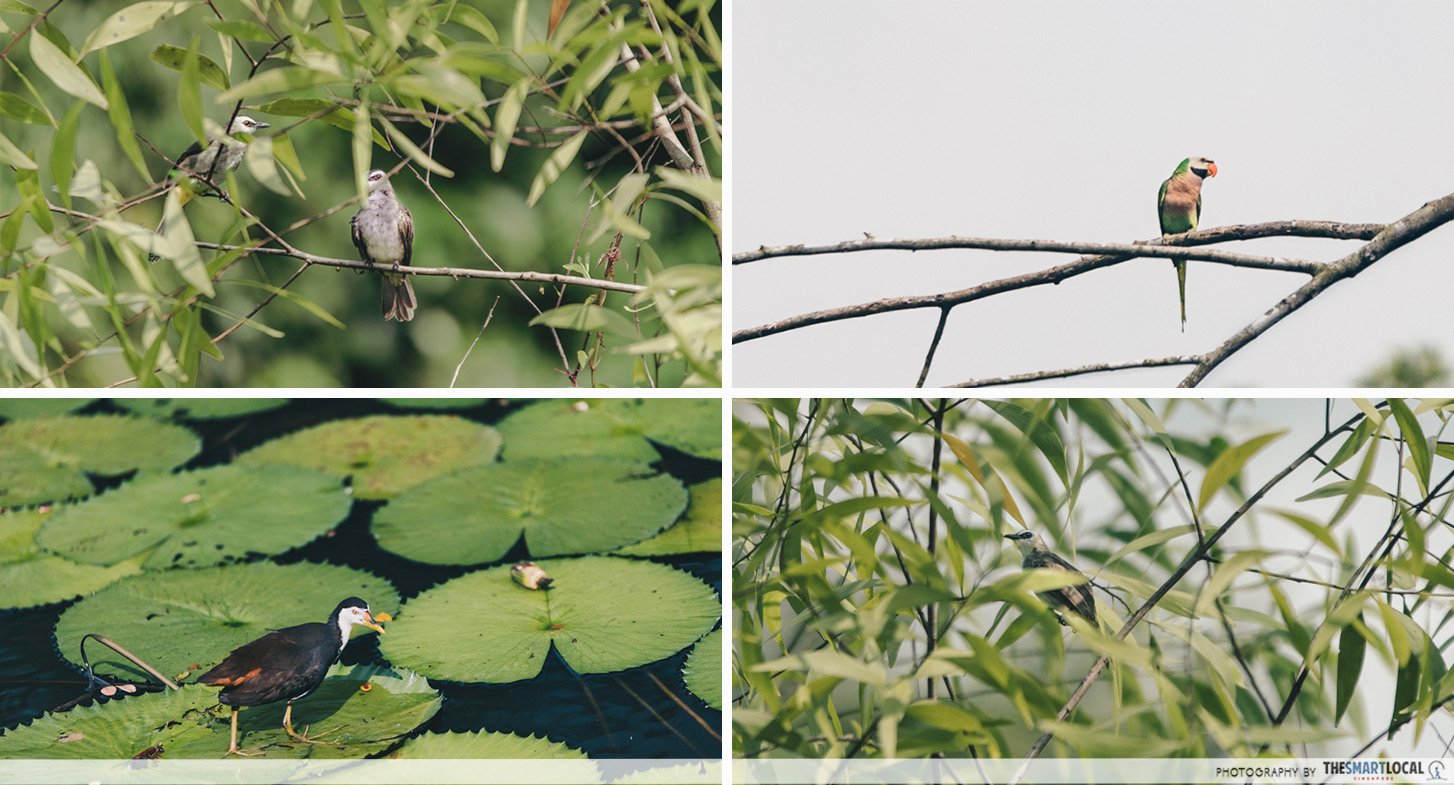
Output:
[731,1,1454,388]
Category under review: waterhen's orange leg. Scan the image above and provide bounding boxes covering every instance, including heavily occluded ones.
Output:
[224,707,263,757]
[282,702,343,746]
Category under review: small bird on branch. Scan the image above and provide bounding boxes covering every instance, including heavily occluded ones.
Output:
[166,115,270,208]
[1157,156,1217,331]
[351,169,417,322]
[1005,530,1096,625]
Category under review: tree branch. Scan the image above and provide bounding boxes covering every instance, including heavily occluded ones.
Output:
[951,356,1204,388]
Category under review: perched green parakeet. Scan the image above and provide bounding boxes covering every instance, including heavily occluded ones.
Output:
[1156,156,1217,330]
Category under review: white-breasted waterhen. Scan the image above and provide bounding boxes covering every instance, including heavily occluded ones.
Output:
[198,597,386,755]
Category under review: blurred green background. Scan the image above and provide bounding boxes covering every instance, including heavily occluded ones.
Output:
[0,0,722,387]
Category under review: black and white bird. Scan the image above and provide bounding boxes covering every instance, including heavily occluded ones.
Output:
[167,115,270,206]
[1005,530,1096,625]
[350,169,417,322]
[198,597,385,756]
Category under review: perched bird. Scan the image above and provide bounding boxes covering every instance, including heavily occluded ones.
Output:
[198,597,385,756]
[167,115,270,207]
[351,169,417,322]
[1005,531,1096,625]
[1156,156,1218,330]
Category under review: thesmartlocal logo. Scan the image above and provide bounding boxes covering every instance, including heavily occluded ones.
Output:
[1322,759,1447,782]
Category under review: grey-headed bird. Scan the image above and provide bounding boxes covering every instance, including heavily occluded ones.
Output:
[1005,530,1096,625]
[351,169,416,322]
[168,115,270,206]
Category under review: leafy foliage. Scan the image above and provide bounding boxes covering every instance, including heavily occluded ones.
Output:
[0,506,141,609]
[733,398,1454,759]
[0,0,721,387]
[0,414,200,506]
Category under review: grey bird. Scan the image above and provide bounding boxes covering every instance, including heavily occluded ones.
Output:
[1005,530,1096,625]
[168,115,270,206]
[350,169,417,322]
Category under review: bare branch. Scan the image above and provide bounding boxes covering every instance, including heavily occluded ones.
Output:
[950,356,1203,388]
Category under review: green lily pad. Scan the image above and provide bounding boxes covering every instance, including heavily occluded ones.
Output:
[616,479,721,556]
[498,399,720,462]
[394,730,587,758]
[381,399,489,411]
[0,507,140,609]
[0,415,201,507]
[380,557,719,683]
[239,415,502,499]
[373,459,688,565]
[115,399,289,420]
[0,399,93,419]
[682,628,721,709]
[0,664,440,759]
[55,562,398,681]
[36,464,351,569]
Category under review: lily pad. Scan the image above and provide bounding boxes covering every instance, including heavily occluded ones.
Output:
[381,399,489,411]
[380,557,719,684]
[394,729,587,758]
[682,629,721,709]
[0,507,140,609]
[0,664,440,759]
[55,562,398,681]
[115,399,289,420]
[36,464,351,569]
[0,399,93,419]
[372,459,688,565]
[616,479,721,556]
[498,399,720,462]
[239,415,502,499]
[0,415,201,507]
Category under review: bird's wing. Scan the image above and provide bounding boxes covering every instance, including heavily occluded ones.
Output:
[172,139,205,174]
[1040,551,1095,621]
[399,204,414,268]
[350,211,369,263]
[198,630,305,686]
[1194,190,1202,229]
[1156,178,1172,235]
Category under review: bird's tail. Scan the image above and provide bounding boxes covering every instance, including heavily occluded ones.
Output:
[382,273,416,322]
[1175,259,1187,331]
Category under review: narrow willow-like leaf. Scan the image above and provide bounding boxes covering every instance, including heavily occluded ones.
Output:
[1334,614,1366,724]
[81,1,197,56]
[29,33,107,108]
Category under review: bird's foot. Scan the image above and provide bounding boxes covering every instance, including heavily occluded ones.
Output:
[224,745,265,757]
[286,723,344,746]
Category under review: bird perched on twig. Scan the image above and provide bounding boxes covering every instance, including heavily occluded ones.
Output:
[351,169,417,322]
[166,115,270,207]
[1157,156,1217,331]
[1005,530,1096,625]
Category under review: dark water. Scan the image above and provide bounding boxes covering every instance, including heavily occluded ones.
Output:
[0,398,722,758]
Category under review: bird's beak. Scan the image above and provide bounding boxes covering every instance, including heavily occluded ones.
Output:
[1003,534,1015,540]
[1206,162,1218,177]
[361,611,386,634]
[255,121,270,129]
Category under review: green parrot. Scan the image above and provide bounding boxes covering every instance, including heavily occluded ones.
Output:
[1156,156,1217,330]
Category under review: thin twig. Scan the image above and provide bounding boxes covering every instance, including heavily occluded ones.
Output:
[952,356,1203,387]
[450,296,501,387]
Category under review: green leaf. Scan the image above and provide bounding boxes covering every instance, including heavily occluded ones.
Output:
[204,18,274,43]
[99,50,149,179]
[115,399,287,420]
[443,4,499,44]
[1197,430,1287,511]
[378,115,453,177]
[616,478,721,555]
[157,189,214,296]
[352,97,371,201]
[530,303,638,337]
[1335,614,1366,724]
[380,556,719,683]
[216,66,340,103]
[50,100,84,205]
[81,2,197,56]
[496,398,719,462]
[0,664,437,758]
[0,507,141,609]
[29,33,107,109]
[526,130,586,206]
[491,78,528,172]
[682,628,722,709]
[0,399,92,419]
[373,458,687,564]
[177,43,204,144]
[242,135,291,195]
[0,415,200,506]
[396,730,586,758]
[239,414,502,499]
[1387,398,1431,497]
[590,172,651,242]
[37,464,350,569]
[653,166,721,205]
[0,129,36,169]
[149,43,230,91]
[0,91,50,124]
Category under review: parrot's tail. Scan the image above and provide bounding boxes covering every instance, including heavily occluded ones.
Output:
[382,273,416,322]
[1176,259,1187,332]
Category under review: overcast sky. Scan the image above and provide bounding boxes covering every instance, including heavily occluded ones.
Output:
[731,2,1454,388]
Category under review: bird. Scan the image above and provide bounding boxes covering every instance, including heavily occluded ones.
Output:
[197,597,385,756]
[350,169,417,322]
[166,115,270,208]
[1004,530,1096,625]
[1156,156,1217,330]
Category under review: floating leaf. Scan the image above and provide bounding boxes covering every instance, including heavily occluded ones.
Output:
[114,399,288,420]
[0,664,438,758]
[37,464,350,569]
[380,399,488,411]
[55,562,398,680]
[616,479,721,556]
[0,507,140,609]
[373,458,686,565]
[0,398,92,419]
[395,730,587,758]
[498,399,719,462]
[380,557,718,683]
[0,415,200,506]
[239,415,502,499]
[683,628,721,709]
